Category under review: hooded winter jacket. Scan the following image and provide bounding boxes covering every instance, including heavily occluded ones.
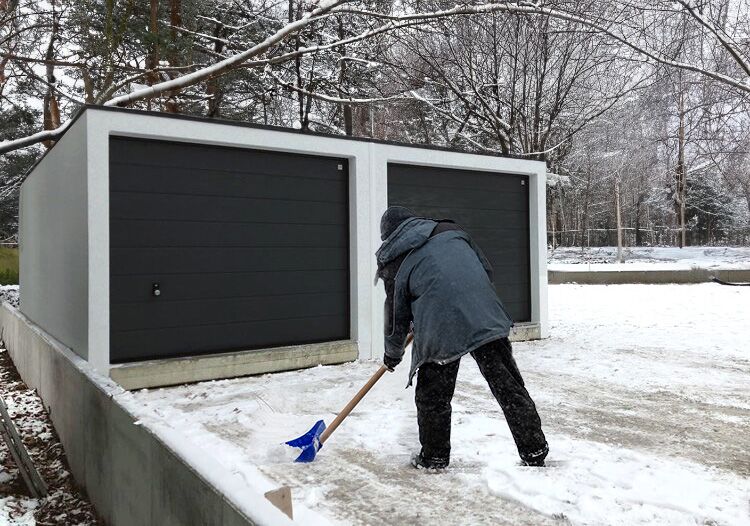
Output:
[375,216,514,386]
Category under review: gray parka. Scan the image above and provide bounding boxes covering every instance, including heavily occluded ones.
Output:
[376,217,514,385]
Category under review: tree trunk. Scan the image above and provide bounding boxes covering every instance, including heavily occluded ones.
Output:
[615,175,623,263]
[634,195,643,246]
[0,56,8,97]
[337,19,353,136]
[582,170,592,248]
[676,74,687,248]
[165,0,182,113]
[42,0,60,148]
[289,1,308,130]
[550,201,557,249]
[342,90,353,135]
[206,19,226,117]
[145,0,159,111]
[558,189,567,246]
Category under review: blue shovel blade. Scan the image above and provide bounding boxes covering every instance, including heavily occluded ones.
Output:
[285,419,326,463]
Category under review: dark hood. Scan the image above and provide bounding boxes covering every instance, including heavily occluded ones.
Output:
[376,217,438,269]
[380,206,416,240]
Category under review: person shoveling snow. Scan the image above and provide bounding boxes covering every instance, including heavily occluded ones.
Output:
[375,206,549,470]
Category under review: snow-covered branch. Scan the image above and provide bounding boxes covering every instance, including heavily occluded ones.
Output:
[267,69,410,105]
[0,0,347,154]
[674,0,750,79]
[0,119,72,155]
[2,0,750,158]
[103,1,345,108]
[331,2,750,94]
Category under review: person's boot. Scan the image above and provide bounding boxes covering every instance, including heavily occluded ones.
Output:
[411,451,449,471]
[520,443,549,467]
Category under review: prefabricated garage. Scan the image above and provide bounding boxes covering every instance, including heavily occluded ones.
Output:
[19,106,548,389]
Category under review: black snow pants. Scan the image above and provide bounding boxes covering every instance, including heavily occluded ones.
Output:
[414,337,548,463]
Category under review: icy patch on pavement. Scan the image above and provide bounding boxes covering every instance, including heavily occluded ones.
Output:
[484,436,748,526]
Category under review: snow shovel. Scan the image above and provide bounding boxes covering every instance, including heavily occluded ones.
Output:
[286,334,413,462]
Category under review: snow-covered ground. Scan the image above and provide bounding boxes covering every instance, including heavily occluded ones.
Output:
[0,285,19,309]
[128,284,750,526]
[548,246,750,271]
[0,347,100,526]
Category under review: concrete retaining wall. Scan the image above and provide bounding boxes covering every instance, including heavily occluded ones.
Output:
[548,268,750,285]
[0,303,294,526]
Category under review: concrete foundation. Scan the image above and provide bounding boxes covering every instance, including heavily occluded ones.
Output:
[548,268,750,285]
[0,302,294,526]
[110,340,358,390]
[109,330,538,390]
[509,322,541,342]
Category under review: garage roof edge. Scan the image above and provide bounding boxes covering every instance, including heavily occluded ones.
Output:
[25,104,547,178]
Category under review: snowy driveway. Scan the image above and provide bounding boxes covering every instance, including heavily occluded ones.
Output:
[129,284,750,525]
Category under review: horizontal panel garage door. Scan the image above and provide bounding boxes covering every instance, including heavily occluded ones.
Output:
[109,137,350,363]
[388,163,530,322]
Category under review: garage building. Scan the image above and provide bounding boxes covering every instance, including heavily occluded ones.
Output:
[19,106,547,389]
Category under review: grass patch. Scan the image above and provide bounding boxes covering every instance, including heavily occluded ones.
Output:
[0,247,19,285]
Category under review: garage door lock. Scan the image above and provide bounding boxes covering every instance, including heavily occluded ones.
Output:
[152,283,161,297]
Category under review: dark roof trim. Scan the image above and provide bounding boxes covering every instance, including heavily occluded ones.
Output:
[26,104,543,177]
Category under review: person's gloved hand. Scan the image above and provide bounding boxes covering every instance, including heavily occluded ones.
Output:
[384,354,401,372]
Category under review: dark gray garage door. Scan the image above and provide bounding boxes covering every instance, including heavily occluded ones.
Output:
[109,137,350,363]
[388,163,530,322]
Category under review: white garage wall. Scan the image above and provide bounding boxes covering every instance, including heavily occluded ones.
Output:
[19,114,90,359]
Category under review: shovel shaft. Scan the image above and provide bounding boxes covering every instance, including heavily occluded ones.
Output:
[319,365,388,444]
[319,333,414,445]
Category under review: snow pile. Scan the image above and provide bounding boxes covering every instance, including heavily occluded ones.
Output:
[129,284,750,525]
[0,497,36,526]
[548,245,750,271]
[0,285,19,309]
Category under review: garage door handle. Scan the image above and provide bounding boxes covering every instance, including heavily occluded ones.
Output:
[152,283,161,297]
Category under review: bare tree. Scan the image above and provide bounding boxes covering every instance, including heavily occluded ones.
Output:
[380,6,647,161]
[4,0,750,155]
[1,0,749,247]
